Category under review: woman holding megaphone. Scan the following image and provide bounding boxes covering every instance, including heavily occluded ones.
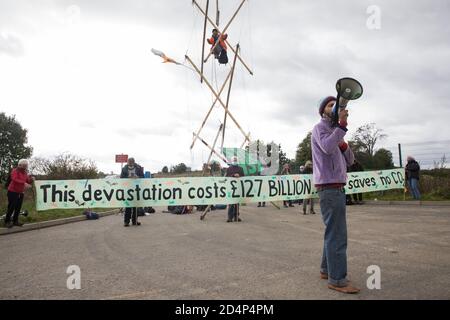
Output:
[311,78,363,294]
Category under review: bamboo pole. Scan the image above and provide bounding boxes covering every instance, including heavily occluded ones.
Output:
[190,66,233,150]
[200,0,210,83]
[185,55,251,143]
[192,0,253,75]
[206,123,224,165]
[240,132,250,149]
[220,43,240,153]
[193,132,229,164]
[216,0,220,26]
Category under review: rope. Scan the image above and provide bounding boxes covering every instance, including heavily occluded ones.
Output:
[186,1,200,56]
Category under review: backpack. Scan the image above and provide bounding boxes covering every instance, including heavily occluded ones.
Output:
[84,211,99,220]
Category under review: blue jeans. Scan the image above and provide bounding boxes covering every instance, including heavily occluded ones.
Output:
[318,188,348,287]
[408,178,421,200]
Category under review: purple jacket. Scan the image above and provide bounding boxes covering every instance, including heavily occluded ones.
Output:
[311,118,354,185]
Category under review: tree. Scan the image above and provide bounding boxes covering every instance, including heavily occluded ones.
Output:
[162,166,169,174]
[171,163,187,174]
[294,132,312,169]
[210,160,221,173]
[373,148,394,170]
[278,144,290,168]
[434,154,447,170]
[351,123,387,157]
[0,113,33,182]
[29,153,99,180]
[348,123,392,170]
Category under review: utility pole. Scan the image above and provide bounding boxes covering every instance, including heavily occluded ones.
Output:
[398,143,403,168]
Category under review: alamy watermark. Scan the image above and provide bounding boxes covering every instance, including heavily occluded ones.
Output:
[366,5,382,30]
[66,265,81,290]
[366,265,381,289]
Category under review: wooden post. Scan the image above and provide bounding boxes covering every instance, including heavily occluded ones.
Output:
[220,43,240,153]
[190,66,233,150]
[200,0,210,83]
[206,123,224,165]
[192,0,253,75]
[193,132,229,164]
[216,0,220,26]
[240,132,250,149]
[185,54,251,143]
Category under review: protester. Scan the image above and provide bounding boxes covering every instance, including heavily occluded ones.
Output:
[345,165,355,206]
[226,156,244,222]
[311,96,360,294]
[257,165,266,207]
[207,28,229,64]
[281,163,294,208]
[4,159,34,228]
[302,160,315,215]
[297,165,305,205]
[350,160,364,204]
[120,157,144,227]
[405,156,421,200]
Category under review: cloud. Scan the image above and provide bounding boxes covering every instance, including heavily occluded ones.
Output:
[0,32,24,57]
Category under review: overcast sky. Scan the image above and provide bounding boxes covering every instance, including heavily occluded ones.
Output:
[1,0,449,173]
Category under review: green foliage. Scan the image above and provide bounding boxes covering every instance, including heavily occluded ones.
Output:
[0,113,33,182]
[372,148,394,170]
[171,163,187,174]
[162,166,169,174]
[210,161,221,173]
[294,132,312,171]
[29,153,99,180]
[348,123,393,170]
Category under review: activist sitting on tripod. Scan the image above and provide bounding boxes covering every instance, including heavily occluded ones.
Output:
[120,157,144,227]
[207,28,229,64]
[226,156,245,222]
[4,159,34,228]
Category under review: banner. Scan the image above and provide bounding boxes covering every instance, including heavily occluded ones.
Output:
[34,169,405,211]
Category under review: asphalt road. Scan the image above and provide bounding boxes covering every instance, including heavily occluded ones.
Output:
[1,203,449,299]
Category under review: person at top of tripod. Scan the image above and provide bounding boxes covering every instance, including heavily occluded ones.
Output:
[207,29,229,64]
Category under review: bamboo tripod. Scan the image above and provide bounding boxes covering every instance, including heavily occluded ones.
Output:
[187,0,254,220]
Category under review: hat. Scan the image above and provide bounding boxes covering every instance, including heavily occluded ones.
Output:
[319,96,337,117]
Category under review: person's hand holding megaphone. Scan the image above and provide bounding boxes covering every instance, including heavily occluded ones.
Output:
[338,107,349,127]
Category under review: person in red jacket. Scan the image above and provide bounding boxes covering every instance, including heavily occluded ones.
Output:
[207,29,229,64]
[5,159,34,228]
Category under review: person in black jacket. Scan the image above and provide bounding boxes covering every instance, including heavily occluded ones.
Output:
[405,156,421,200]
[350,160,364,204]
[226,156,245,222]
[120,157,144,226]
[281,164,294,208]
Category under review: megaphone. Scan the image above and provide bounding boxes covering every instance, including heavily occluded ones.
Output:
[332,77,363,126]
